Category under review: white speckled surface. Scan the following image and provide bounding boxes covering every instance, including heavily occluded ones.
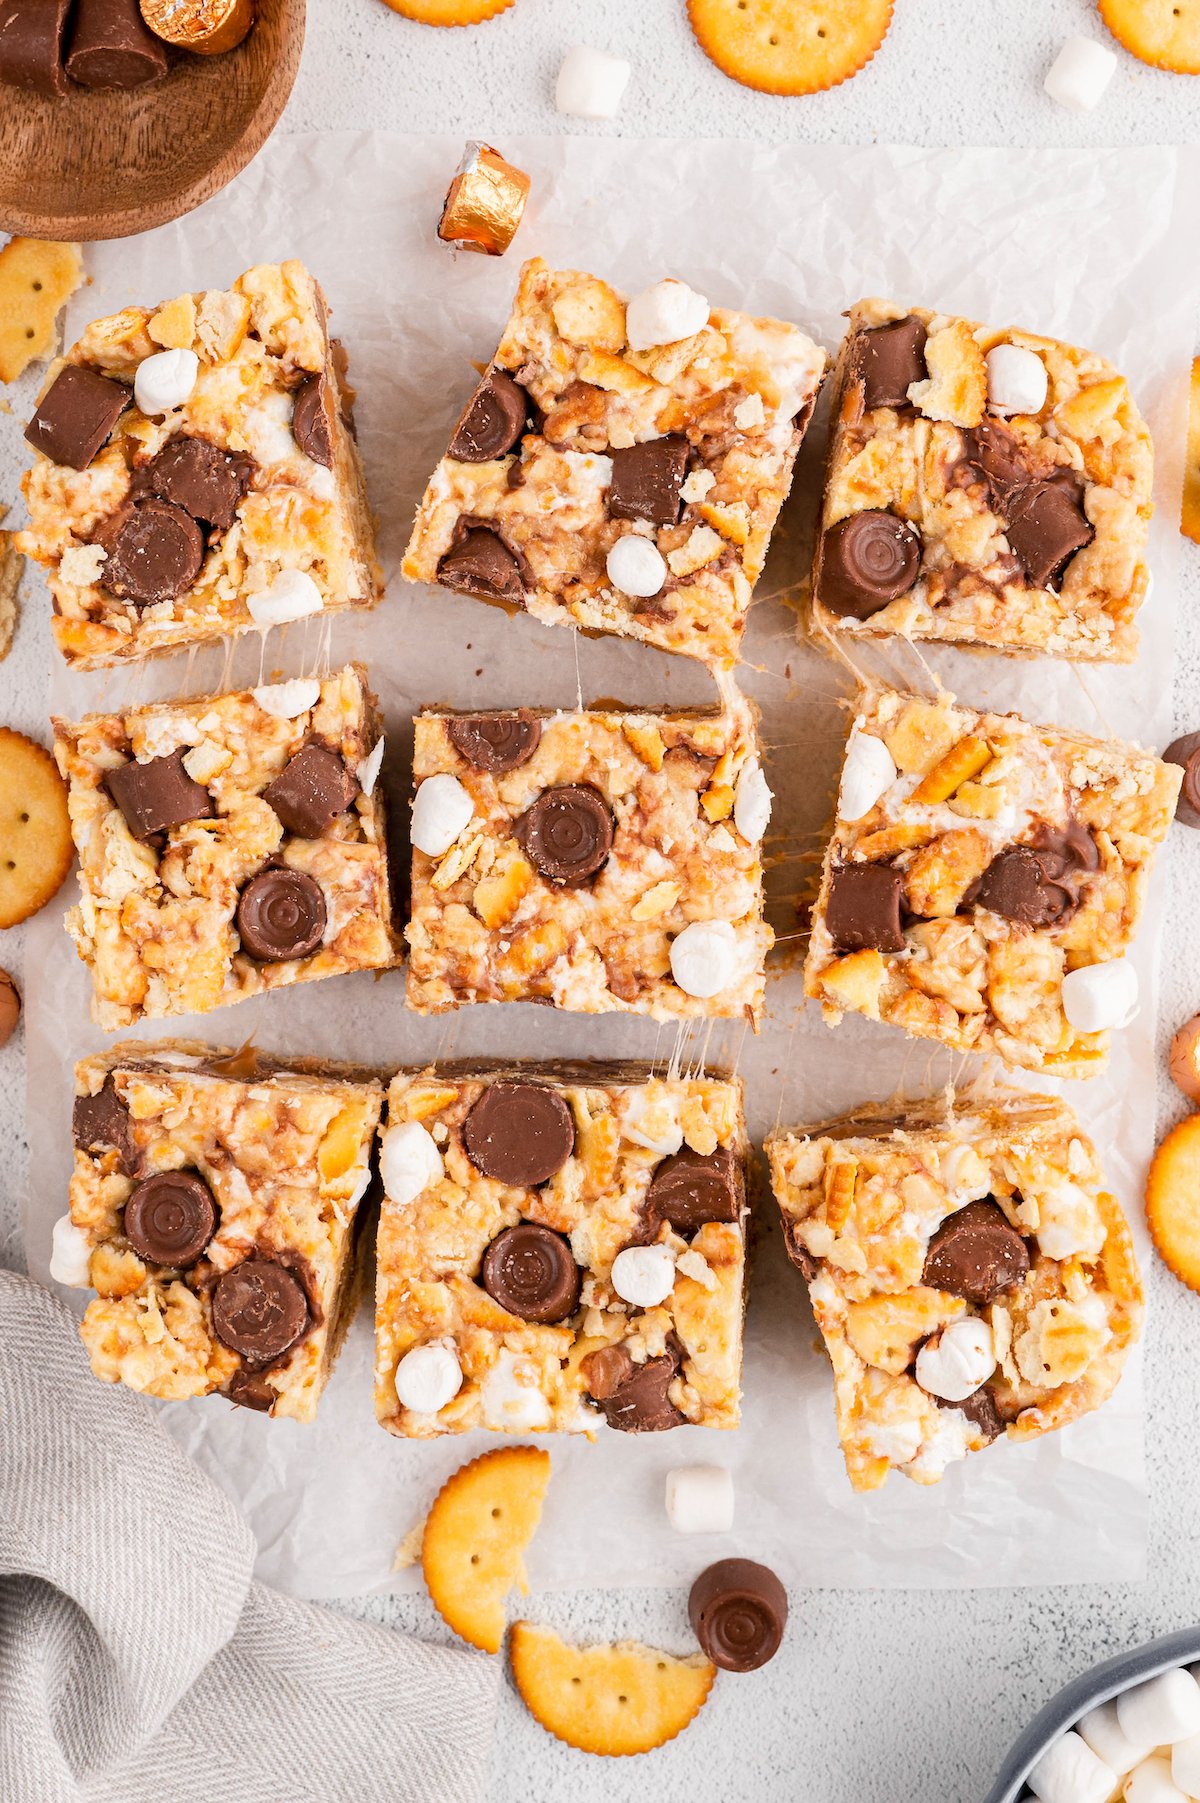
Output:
[4,3,1200,1797]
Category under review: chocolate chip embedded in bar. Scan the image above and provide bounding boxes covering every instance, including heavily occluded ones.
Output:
[262,741,358,839]
[106,747,215,841]
[24,365,130,471]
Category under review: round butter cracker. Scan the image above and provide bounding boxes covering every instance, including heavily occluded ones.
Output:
[0,729,73,927]
[421,1445,550,1653]
[510,1621,715,1756]
[687,0,893,95]
[1147,1114,1200,1293]
[376,0,514,23]
[1100,0,1200,72]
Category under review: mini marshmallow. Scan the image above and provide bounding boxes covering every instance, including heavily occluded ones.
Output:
[1027,1731,1117,1803]
[246,569,324,629]
[1077,1700,1154,1776]
[611,1243,676,1308]
[394,1341,462,1414]
[665,1466,735,1534]
[1044,35,1117,114]
[838,731,897,822]
[380,1120,444,1206]
[357,737,385,797]
[625,279,710,352]
[914,1317,995,1403]
[555,44,631,119]
[1062,960,1139,1035]
[669,919,740,999]
[1172,1728,1200,1795]
[734,759,772,844]
[134,347,199,415]
[411,773,474,857]
[480,1349,551,1431]
[606,534,667,597]
[1126,1756,1190,1803]
[986,344,1048,417]
[49,1214,91,1287]
[252,677,321,720]
[622,1090,683,1157]
[346,1160,374,1211]
[1118,1669,1200,1749]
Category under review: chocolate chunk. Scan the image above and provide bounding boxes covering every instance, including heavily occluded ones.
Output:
[826,862,905,953]
[1004,476,1093,589]
[645,1147,743,1234]
[65,0,168,89]
[781,1217,817,1280]
[937,1384,1004,1444]
[480,1223,581,1323]
[73,1080,139,1176]
[329,339,356,434]
[1165,732,1200,829]
[514,784,614,885]
[292,374,336,468]
[462,1081,575,1186]
[25,365,130,471]
[437,525,526,607]
[97,498,205,606]
[226,1369,277,1412]
[447,368,529,462]
[262,742,357,839]
[106,749,214,841]
[0,0,72,95]
[211,1258,310,1362]
[922,1199,1030,1306]
[591,1349,686,1433]
[447,710,541,773]
[236,867,327,962]
[581,1343,634,1400]
[140,436,254,532]
[816,510,921,619]
[970,822,1098,928]
[123,1170,216,1268]
[608,435,690,527]
[689,1559,788,1672]
[849,316,928,412]
[959,419,1029,509]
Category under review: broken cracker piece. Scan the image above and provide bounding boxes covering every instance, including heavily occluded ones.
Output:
[0,513,21,659]
[0,239,84,384]
[421,1445,551,1652]
[509,1620,715,1755]
[1146,1113,1200,1293]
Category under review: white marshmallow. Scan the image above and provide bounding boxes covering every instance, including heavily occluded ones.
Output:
[380,1120,444,1206]
[252,677,321,720]
[1062,960,1139,1035]
[611,1243,676,1308]
[1118,1670,1200,1749]
[986,344,1048,417]
[411,773,474,857]
[1172,1728,1200,1796]
[1077,1700,1153,1776]
[555,44,631,119]
[1027,1731,1117,1803]
[838,731,897,822]
[1044,36,1117,113]
[394,1341,462,1414]
[49,1215,91,1287]
[606,534,666,597]
[669,919,740,999]
[356,737,384,797]
[134,347,199,415]
[346,1160,374,1211]
[665,1466,735,1534]
[479,1349,551,1432]
[621,1090,683,1157]
[734,759,772,844]
[1126,1756,1190,1803]
[914,1318,995,1403]
[625,279,710,352]
[247,569,324,629]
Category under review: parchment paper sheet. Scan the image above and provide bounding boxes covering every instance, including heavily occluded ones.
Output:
[19,135,1198,1597]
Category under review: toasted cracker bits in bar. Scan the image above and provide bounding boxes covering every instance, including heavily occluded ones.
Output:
[18,261,380,669]
[53,665,397,1029]
[405,702,772,1022]
[403,257,826,668]
[767,1092,1143,1491]
[812,298,1153,662]
[66,1044,383,1420]
[374,1065,748,1438]
[804,687,1179,1078]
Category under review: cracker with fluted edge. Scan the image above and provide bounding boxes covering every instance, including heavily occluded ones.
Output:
[0,730,73,927]
[377,0,513,22]
[1100,0,1200,73]
[509,1621,715,1756]
[687,0,893,96]
[1146,1114,1200,1292]
[0,240,84,384]
[421,1445,550,1653]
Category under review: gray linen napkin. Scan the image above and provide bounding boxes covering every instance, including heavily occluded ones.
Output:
[0,1269,500,1803]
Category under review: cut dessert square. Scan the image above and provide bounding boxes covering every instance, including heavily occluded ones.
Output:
[374,1065,749,1438]
[53,664,397,1029]
[766,1091,1143,1491]
[804,687,1180,1077]
[405,700,772,1022]
[811,299,1153,662]
[57,1044,384,1420]
[402,258,827,669]
[19,260,381,669]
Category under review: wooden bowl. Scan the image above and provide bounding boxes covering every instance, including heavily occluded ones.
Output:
[0,0,305,243]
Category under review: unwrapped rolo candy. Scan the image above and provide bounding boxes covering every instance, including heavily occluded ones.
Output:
[438,142,530,257]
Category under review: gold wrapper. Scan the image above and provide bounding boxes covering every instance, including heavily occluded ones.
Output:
[437,143,530,258]
[139,0,255,55]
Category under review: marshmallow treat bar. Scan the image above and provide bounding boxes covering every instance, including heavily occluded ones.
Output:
[53,665,397,1028]
[57,1044,383,1420]
[804,687,1179,1078]
[20,261,380,669]
[766,1091,1142,1491]
[405,702,773,1023]
[374,1065,748,1438]
[812,299,1153,662]
[402,258,827,669]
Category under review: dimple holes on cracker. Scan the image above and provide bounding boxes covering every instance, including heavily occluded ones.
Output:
[509,1621,716,1756]
[0,240,84,385]
[0,730,73,927]
[687,0,894,96]
[421,1445,550,1653]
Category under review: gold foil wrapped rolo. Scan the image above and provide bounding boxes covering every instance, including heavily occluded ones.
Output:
[438,143,530,258]
[139,0,255,55]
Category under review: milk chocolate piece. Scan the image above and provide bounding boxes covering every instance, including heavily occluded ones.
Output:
[97,499,205,606]
[235,867,327,962]
[25,365,130,471]
[514,784,614,885]
[447,711,541,773]
[106,748,214,841]
[970,823,1098,928]
[645,1147,742,1234]
[937,1384,1004,1444]
[73,1079,139,1176]
[212,1258,310,1361]
[66,0,168,89]
[462,1081,575,1187]
[0,0,72,96]
[850,316,928,412]
[262,742,357,839]
[1164,732,1200,829]
[1004,476,1093,589]
[447,368,529,463]
[826,862,905,953]
[688,1559,788,1672]
[817,511,921,620]
[437,524,526,606]
[591,1348,685,1433]
[123,1170,216,1268]
[140,436,254,531]
[292,374,336,469]
[480,1222,581,1323]
[609,435,689,526]
[922,1200,1030,1305]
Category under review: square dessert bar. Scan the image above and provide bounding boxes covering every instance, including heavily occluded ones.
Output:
[402,258,827,668]
[766,1092,1143,1491]
[405,701,772,1022]
[20,260,380,669]
[61,1044,384,1419]
[804,687,1180,1077]
[811,299,1153,662]
[54,664,398,1029]
[374,1065,748,1437]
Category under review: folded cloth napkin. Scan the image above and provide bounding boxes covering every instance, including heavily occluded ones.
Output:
[0,1270,500,1803]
